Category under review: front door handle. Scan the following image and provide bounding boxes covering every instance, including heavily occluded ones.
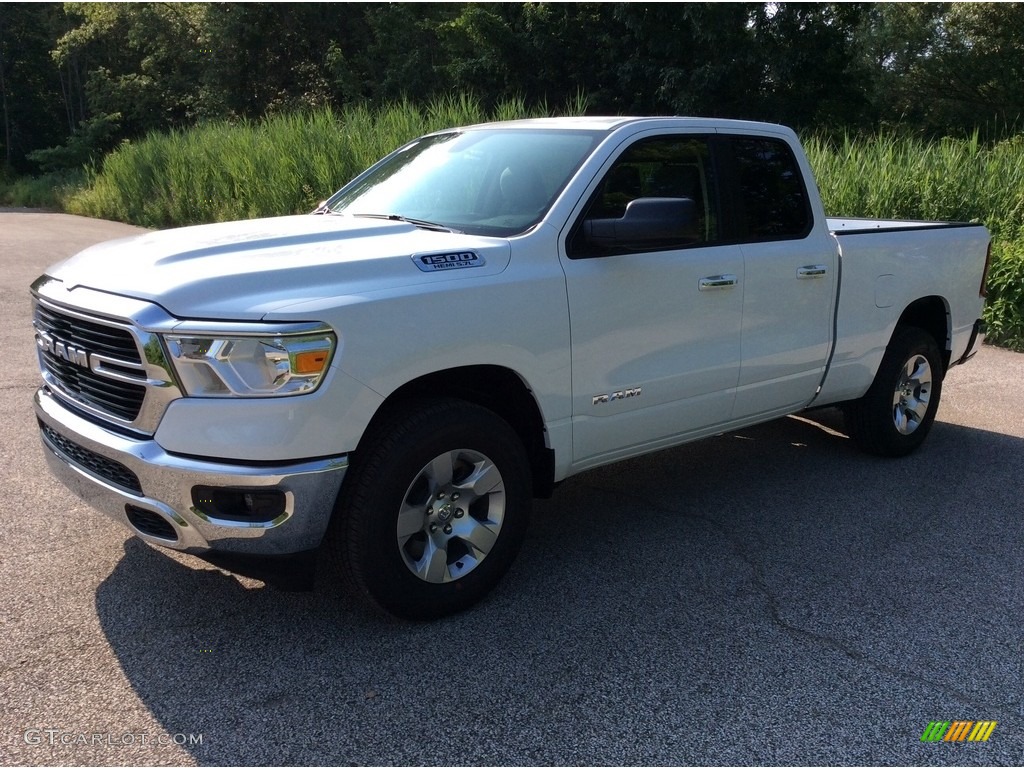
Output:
[699,274,738,291]
[797,265,828,279]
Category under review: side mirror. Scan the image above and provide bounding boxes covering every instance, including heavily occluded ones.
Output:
[583,197,696,249]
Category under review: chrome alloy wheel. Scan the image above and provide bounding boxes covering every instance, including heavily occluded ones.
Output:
[396,449,506,583]
[892,354,933,435]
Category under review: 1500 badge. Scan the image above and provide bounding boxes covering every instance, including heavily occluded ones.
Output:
[413,251,484,272]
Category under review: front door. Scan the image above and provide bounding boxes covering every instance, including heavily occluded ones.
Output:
[559,134,744,468]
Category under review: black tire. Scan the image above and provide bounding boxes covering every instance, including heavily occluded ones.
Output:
[844,326,944,457]
[328,398,531,620]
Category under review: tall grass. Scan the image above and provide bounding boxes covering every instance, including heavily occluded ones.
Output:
[65,105,1021,349]
[0,169,85,210]
[804,132,1024,238]
[803,133,1024,348]
[67,95,584,228]
[983,241,1024,350]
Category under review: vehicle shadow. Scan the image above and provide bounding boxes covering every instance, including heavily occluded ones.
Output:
[94,410,1024,765]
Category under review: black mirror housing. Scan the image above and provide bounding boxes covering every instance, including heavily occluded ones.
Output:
[583,197,696,249]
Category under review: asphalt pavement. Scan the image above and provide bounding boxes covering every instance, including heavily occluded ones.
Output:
[1,211,1022,766]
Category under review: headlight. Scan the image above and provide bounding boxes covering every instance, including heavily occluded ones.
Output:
[163,329,335,397]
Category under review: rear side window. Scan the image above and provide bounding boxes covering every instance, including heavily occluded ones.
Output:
[726,137,811,241]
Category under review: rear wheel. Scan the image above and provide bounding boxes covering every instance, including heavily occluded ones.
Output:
[329,399,531,620]
[844,326,944,457]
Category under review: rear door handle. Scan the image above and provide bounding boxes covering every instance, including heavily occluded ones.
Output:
[797,265,828,279]
[699,274,738,291]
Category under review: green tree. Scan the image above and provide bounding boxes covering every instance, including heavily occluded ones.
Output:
[13,0,1024,179]
[856,3,951,132]
[0,4,68,171]
[42,3,208,167]
[199,3,373,117]
[856,2,1024,138]
[926,3,1024,135]
[609,3,761,116]
[54,3,208,127]
[749,3,875,131]
[436,3,762,116]
[360,3,464,104]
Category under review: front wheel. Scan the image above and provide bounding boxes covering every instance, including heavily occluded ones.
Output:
[844,326,944,457]
[328,399,531,620]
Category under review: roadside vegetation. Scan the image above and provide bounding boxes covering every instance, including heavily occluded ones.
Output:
[64,95,578,227]
[0,170,84,210]
[983,242,1024,351]
[2,3,1021,348]
[38,105,1021,350]
[804,134,1024,350]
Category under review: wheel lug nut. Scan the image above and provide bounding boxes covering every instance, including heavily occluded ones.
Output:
[437,492,445,499]
[429,524,438,533]
[454,508,464,518]
[443,524,452,535]
[451,492,460,500]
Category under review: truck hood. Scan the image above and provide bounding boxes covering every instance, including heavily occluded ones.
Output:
[47,214,512,320]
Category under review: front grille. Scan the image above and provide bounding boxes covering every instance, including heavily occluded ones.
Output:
[125,506,178,541]
[40,421,143,496]
[35,303,140,359]
[34,303,146,422]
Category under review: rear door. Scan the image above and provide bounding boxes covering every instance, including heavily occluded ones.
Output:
[719,134,837,420]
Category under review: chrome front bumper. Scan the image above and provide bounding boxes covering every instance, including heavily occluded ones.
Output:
[35,387,348,555]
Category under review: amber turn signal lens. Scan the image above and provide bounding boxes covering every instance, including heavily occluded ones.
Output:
[293,350,329,375]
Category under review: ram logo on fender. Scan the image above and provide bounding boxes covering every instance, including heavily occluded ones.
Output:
[36,330,90,369]
[593,387,642,406]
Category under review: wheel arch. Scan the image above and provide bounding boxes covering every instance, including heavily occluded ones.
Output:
[894,295,951,375]
[356,365,556,498]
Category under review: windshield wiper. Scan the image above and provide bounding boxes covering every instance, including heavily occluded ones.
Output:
[352,213,460,233]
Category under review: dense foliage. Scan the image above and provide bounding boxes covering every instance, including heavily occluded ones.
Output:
[803,135,1024,349]
[56,101,1021,349]
[5,2,1024,172]
[1,2,1021,347]
[65,97,572,226]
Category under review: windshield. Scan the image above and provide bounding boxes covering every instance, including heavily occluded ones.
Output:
[326,129,603,236]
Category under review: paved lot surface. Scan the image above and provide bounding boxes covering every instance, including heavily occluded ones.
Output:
[1,211,1022,766]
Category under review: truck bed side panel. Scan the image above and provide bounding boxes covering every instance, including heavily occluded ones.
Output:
[815,223,987,406]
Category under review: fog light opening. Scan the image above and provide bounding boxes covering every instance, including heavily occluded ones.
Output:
[125,505,179,541]
[191,486,287,524]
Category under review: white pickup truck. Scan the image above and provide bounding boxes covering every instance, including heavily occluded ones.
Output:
[32,117,989,619]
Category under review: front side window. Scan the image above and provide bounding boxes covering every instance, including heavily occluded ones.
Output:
[569,136,719,257]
